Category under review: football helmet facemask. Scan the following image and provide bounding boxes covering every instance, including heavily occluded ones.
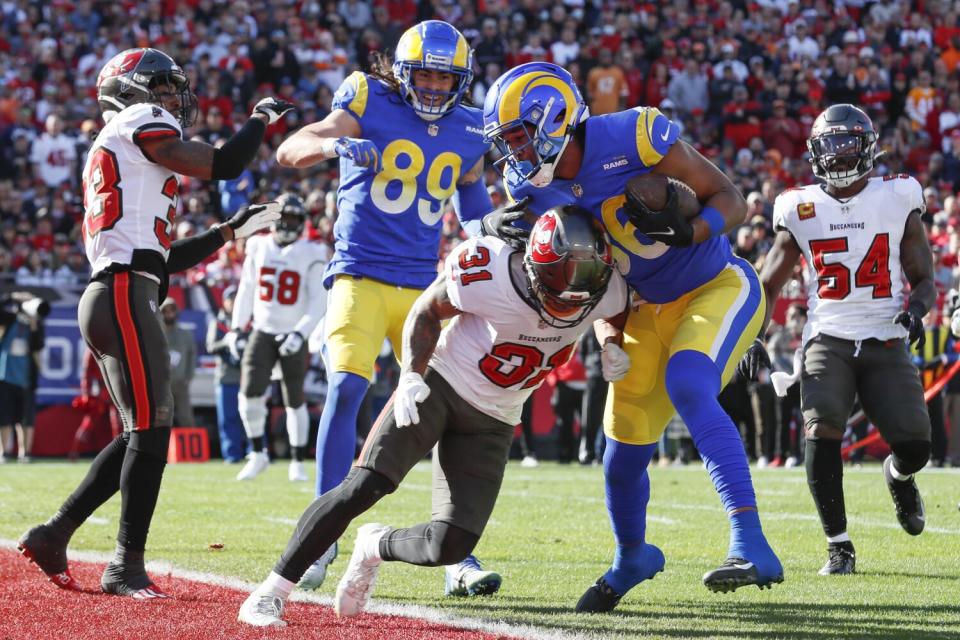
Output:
[524,205,614,328]
[393,20,474,122]
[273,193,306,246]
[807,104,878,188]
[97,48,198,127]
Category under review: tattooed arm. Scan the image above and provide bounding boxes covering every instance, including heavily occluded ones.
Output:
[401,273,462,376]
[900,210,937,316]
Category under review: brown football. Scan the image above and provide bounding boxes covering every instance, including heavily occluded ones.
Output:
[624,173,701,220]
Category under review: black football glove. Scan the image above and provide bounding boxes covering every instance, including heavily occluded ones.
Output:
[893,308,926,348]
[624,180,694,247]
[227,201,281,239]
[481,196,532,251]
[737,338,771,381]
[253,97,297,124]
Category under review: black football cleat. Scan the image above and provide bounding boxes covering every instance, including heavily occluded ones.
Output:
[703,557,784,593]
[883,455,925,536]
[576,577,624,613]
[101,562,169,599]
[818,541,856,576]
[18,524,82,591]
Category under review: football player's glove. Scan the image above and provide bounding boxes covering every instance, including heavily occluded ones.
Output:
[600,343,630,381]
[624,179,694,247]
[332,137,382,173]
[276,331,304,357]
[225,331,243,362]
[737,338,771,381]
[227,201,281,239]
[480,196,531,251]
[253,97,296,124]
[893,309,925,348]
[394,372,430,427]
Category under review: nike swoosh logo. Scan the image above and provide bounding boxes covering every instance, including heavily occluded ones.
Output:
[660,126,671,142]
[645,229,675,237]
[733,562,754,570]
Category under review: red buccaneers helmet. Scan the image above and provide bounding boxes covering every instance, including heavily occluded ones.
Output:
[97,48,198,127]
[524,205,614,328]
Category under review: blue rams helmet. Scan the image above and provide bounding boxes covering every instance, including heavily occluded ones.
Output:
[482,62,589,188]
[393,20,474,121]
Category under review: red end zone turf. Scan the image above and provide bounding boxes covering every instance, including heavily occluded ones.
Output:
[0,550,517,640]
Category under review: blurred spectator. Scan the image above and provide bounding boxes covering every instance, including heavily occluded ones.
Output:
[207,286,246,463]
[30,114,77,190]
[763,100,805,160]
[586,48,626,115]
[668,58,709,116]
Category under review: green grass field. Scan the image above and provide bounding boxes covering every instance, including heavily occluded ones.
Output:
[2,460,959,639]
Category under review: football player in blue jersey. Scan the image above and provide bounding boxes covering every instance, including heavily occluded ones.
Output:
[275,20,500,596]
[481,62,783,611]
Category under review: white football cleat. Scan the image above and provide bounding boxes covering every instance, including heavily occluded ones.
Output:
[288,460,308,482]
[238,591,287,627]
[236,451,269,481]
[444,555,502,596]
[298,542,338,590]
[520,455,539,468]
[335,523,389,617]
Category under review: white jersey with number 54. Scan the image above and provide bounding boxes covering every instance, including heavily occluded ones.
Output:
[81,103,183,278]
[430,236,628,425]
[232,234,330,337]
[773,175,924,342]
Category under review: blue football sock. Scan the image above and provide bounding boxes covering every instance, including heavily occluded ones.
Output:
[602,438,663,594]
[314,371,369,496]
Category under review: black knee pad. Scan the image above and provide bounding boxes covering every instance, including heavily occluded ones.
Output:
[890,439,930,476]
[424,522,479,566]
[127,428,171,463]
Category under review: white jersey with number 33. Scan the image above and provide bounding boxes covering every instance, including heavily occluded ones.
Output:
[773,175,924,342]
[430,236,628,425]
[233,234,330,336]
[81,103,183,278]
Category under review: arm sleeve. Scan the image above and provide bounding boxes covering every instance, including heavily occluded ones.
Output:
[211,118,267,180]
[452,177,493,238]
[206,318,224,354]
[166,226,226,273]
[292,259,328,337]
[231,249,257,330]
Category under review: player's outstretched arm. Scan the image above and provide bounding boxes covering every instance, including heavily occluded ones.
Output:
[401,273,462,376]
[166,202,280,273]
[895,211,936,346]
[276,109,363,169]
[652,139,747,244]
[142,98,294,180]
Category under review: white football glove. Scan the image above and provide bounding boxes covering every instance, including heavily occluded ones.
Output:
[225,331,242,361]
[600,343,631,382]
[227,201,281,239]
[253,97,296,124]
[951,307,960,338]
[276,331,304,357]
[394,372,431,427]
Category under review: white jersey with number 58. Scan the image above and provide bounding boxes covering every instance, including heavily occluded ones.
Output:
[430,236,628,425]
[232,234,330,337]
[81,103,183,278]
[773,175,924,342]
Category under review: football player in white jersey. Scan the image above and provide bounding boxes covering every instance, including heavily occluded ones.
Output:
[228,193,329,483]
[237,205,629,627]
[742,104,935,576]
[17,48,292,598]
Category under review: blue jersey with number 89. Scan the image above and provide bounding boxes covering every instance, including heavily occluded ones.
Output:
[325,71,490,289]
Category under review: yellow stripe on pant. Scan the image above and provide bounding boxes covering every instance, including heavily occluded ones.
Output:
[604,258,765,445]
[323,275,424,380]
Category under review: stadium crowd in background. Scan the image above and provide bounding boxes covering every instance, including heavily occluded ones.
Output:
[3,0,960,464]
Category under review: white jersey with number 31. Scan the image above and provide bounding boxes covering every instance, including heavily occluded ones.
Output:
[773,175,924,342]
[81,103,183,278]
[430,236,628,425]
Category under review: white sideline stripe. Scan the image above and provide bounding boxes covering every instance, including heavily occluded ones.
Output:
[87,516,109,525]
[262,516,299,526]
[0,538,599,640]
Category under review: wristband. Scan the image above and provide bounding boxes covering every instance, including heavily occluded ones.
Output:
[700,206,726,237]
[320,138,339,158]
